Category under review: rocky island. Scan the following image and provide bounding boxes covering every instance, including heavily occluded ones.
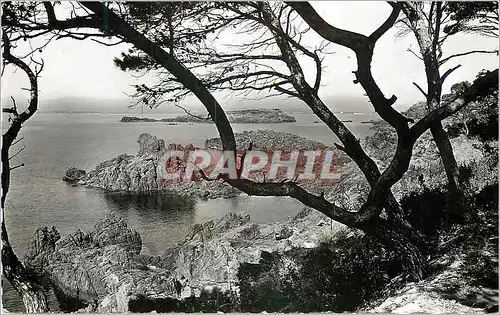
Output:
[120,108,297,124]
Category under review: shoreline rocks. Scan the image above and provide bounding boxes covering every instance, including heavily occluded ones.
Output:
[68,91,498,207]
[25,214,178,312]
[120,109,296,124]
[27,191,498,313]
[26,209,344,312]
[67,130,340,198]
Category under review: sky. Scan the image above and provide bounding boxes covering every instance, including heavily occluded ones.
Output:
[1,1,498,114]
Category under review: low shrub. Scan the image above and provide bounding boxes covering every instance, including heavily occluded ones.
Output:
[238,230,397,313]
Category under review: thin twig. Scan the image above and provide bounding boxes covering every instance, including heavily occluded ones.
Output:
[11,137,24,147]
[440,64,462,84]
[10,163,25,171]
[412,82,428,98]
[9,146,26,160]
[440,50,499,65]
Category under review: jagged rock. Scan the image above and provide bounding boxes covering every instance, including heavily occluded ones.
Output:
[63,167,86,182]
[27,209,344,312]
[28,214,179,312]
[137,133,165,156]
[91,214,142,255]
[275,226,293,240]
[154,209,344,300]
[27,197,498,313]
[24,226,61,271]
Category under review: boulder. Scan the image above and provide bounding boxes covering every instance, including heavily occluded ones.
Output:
[275,226,293,241]
[24,226,61,271]
[63,167,86,182]
[90,214,142,255]
[137,133,165,156]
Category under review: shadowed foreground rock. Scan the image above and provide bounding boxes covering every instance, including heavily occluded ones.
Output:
[25,214,176,312]
[26,200,497,313]
[25,209,346,312]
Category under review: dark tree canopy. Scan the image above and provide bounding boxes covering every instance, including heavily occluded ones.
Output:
[444,1,498,37]
[451,81,472,96]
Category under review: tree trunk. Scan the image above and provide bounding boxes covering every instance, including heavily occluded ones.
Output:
[2,150,49,313]
[1,56,50,311]
[360,217,427,281]
[407,4,469,221]
[2,143,50,312]
[2,221,50,313]
[429,123,468,221]
[425,68,468,221]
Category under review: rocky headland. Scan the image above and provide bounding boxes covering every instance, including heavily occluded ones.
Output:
[120,108,296,124]
[72,90,498,203]
[66,130,341,199]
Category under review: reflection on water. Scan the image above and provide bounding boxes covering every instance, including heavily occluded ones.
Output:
[102,191,198,255]
[101,191,305,256]
[104,191,198,213]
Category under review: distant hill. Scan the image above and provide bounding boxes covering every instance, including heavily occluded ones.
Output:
[34,94,398,115]
[37,96,144,114]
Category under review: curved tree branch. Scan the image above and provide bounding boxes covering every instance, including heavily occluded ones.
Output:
[287,1,411,132]
[370,2,403,42]
[439,49,499,65]
[80,2,237,152]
